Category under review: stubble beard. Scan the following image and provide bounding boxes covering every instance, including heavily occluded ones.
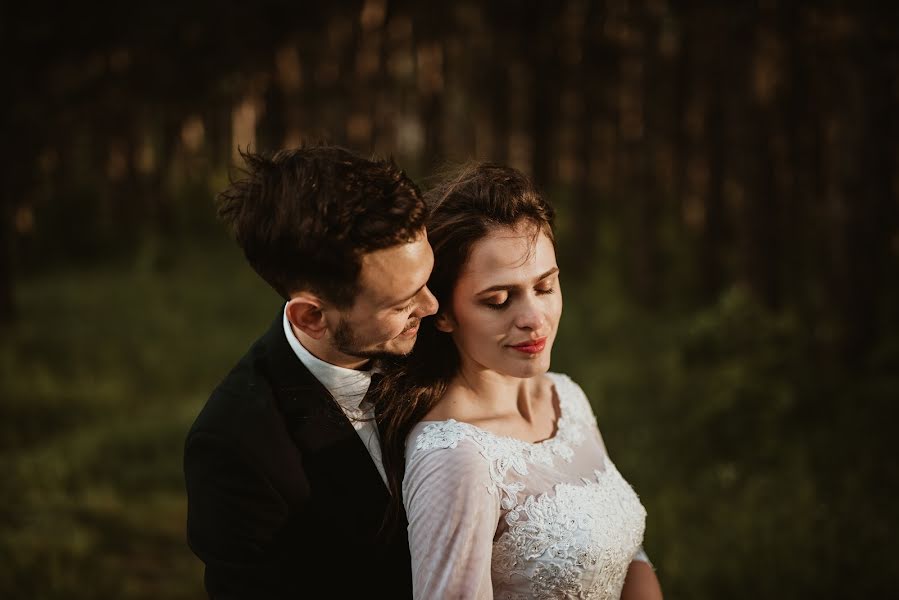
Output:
[333,317,419,361]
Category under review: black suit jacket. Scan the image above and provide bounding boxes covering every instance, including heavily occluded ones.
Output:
[184,311,412,599]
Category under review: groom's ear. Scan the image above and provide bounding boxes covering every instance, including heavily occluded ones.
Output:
[285,293,328,339]
[434,311,454,333]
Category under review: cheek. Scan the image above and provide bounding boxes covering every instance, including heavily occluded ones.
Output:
[367,313,404,338]
[549,295,563,324]
[387,313,411,334]
[457,308,508,345]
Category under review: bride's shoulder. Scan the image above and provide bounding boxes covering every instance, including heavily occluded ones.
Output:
[545,371,584,395]
[404,418,485,465]
[408,418,470,447]
[546,371,597,417]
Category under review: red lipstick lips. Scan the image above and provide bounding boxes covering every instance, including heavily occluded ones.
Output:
[509,337,547,354]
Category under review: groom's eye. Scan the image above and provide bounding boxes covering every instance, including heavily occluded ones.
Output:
[395,301,414,312]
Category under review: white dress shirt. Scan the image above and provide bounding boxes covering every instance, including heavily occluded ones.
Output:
[282,309,386,485]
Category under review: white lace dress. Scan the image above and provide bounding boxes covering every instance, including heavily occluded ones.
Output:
[403,372,649,600]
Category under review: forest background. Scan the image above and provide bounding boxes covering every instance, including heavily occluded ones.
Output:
[1,1,897,598]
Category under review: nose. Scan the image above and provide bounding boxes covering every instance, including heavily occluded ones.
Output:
[414,286,439,317]
[513,296,546,331]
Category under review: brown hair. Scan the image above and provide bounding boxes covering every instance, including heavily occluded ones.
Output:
[373,162,555,529]
[217,144,426,307]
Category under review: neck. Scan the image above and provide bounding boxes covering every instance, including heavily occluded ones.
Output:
[292,324,370,370]
[452,358,538,421]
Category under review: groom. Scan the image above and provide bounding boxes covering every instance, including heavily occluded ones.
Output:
[184,145,438,598]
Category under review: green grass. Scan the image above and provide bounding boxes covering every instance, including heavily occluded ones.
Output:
[1,240,280,600]
[1,240,895,598]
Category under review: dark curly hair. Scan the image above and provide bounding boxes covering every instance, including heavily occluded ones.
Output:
[217,144,427,307]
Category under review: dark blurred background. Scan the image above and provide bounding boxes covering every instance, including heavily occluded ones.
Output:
[2,0,897,598]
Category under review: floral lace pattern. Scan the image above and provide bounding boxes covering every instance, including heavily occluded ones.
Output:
[411,373,647,600]
[416,373,593,509]
[492,463,646,599]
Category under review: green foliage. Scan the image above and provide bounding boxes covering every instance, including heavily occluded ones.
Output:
[1,240,279,599]
[2,241,895,598]
[555,280,898,598]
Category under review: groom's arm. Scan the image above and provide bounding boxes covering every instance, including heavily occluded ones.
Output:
[184,430,297,600]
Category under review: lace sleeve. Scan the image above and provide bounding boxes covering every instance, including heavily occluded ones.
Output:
[404,433,500,600]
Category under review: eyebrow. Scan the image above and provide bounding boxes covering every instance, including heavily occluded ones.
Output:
[475,267,560,295]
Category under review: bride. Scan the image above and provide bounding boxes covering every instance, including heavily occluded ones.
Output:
[373,163,663,599]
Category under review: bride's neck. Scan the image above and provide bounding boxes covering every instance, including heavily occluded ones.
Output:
[450,362,537,418]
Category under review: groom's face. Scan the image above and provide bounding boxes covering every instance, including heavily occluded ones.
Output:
[329,230,438,359]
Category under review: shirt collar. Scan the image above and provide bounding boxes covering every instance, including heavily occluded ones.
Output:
[282,307,373,413]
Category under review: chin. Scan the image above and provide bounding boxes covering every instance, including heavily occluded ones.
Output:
[386,337,417,356]
[347,336,416,360]
[502,359,551,379]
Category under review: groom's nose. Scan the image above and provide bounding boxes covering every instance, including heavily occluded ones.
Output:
[414,286,439,317]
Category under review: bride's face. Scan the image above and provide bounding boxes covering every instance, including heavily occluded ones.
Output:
[439,221,562,379]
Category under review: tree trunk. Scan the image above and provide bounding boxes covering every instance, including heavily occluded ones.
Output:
[701,59,727,301]
[569,0,605,277]
[0,198,13,325]
[842,12,897,362]
[528,6,557,188]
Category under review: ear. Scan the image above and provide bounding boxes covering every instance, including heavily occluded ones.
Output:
[285,293,328,339]
[434,311,455,333]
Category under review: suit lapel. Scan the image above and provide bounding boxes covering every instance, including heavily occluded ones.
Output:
[259,311,390,512]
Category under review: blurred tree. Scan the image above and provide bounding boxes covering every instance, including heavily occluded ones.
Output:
[2,2,898,594]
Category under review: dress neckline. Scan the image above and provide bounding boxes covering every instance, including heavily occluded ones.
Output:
[418,372,567,448]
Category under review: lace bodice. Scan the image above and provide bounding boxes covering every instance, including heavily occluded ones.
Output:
[404,372,647,600]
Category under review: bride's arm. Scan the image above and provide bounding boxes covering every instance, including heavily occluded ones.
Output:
[404,440,500,600]
[621,559,663,600]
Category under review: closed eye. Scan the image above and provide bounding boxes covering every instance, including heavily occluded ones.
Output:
[482,292,511,310]
[484,299,510,310]
[394,301,414,313]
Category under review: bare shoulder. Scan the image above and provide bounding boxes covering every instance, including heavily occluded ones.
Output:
[547,371,600,422]
[546,371,586,399]
[420,385,471,422]
[534,372,558,399]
